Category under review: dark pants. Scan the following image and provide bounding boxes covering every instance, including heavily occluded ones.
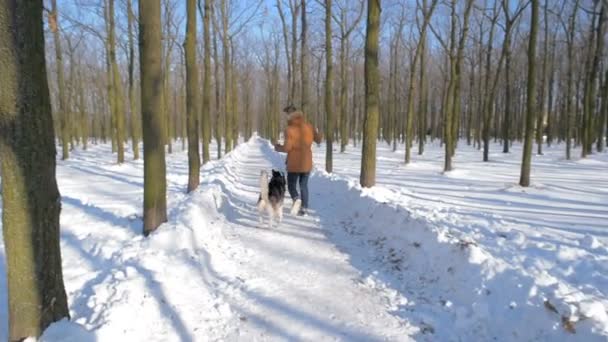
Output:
[287,172,310,209]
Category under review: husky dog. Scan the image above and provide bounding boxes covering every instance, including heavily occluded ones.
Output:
[257,170,286,228]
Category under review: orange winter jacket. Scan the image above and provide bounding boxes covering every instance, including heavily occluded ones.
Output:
[275,112,322,173]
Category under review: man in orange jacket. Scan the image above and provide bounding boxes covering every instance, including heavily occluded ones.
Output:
[274,105,322,216]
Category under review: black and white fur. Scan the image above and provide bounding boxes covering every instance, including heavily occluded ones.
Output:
[257,170,286,228]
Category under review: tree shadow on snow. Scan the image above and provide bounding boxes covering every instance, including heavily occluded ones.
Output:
[62,196,140,234]
[61,230,194,341]
[309,172,604,341]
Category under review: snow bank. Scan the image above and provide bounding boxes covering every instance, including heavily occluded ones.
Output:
[308,140,608,341]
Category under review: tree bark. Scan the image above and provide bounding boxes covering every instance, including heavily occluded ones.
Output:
[50,0,70,160]
[186,0,201,192]
[108,0,126,164]
[301,0,309,115]
[520,0,539,187]
[212,4,222,159]
[565,1,579,160]
[0,2,70,339]
[325,0,334,173]
[128,0,140,160]
[221,0,233,153]
[406,0,437,163]
[582,5,604,157]
[360,0,381,187]
[139,0,168,235]
[201,0,212,163]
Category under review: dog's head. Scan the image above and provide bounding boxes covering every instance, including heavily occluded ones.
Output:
[271,169,286,185]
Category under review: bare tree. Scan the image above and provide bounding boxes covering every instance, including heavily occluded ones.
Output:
[520,0,539,187]
[140,0,168,235]
[360,0,381,187]
[50,0,70,160]
[186,0,201,192]
[0,2,70,339]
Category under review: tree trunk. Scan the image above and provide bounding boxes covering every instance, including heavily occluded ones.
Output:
[520,0,539,187]
[231,39,239,146]
[212,5,222,159]
[301,0,309,115]
[360,0,381,187]
[583,6,604,157]
[325,0,334,173]
[0,2,70,339]
[451,0,473,158]
[128,0,140,160]
[536,0,550,156]
[339,16,349,153]
[290,1,300,105]
[503,19,513,153]
[443,1,458,171]
[140,0,168,235]
[407,0,437,162]
[565,1,579,159]
[186,0,201,192]
[201,0,212,163]
[108,0,125,164]
[598,68,608,152]
[482,6,499,162]
[50,0,70,160]
[221,0,233,153]
[277,0,292,105]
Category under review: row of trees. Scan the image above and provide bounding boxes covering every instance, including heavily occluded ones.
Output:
[1,0,169,339]
[46,0,608,180]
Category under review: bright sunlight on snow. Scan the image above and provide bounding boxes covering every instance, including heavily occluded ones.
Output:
[1,137,607,341]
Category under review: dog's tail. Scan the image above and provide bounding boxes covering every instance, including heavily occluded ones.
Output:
[259,170,269,202]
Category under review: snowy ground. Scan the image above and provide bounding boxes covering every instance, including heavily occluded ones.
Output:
[0,136,607,341]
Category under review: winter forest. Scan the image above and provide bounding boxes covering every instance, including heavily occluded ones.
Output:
[1,0,607,341]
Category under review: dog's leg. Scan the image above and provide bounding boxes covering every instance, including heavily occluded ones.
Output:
[277,206,283,224]
[266,205,274,229]
[257,200,265,225]
[290,198,302,216]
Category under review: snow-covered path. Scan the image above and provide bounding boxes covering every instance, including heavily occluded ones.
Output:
[202,141,412,341]
[0,138,414,341]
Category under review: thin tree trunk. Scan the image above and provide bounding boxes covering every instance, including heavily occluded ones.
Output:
[360,0,381,187]
[565,2,578,159]
[108,0,125,163]
[520,0,539,187]
[451,0,473,158]
[212,5,222,159]
[0,2,70,339]
[201,0,212,163]
[277,0,292,105]
[583,6,605,157]
[502,16,513,153]
[301,0,309,115]
[598,68,608,152]
[290,1,300,104]
[221,0,233,153]
[186,0,201,192]
[325,0,334,173]
[339,16,348,153]
[79,73,89,151]
[128,0,139,160]
[406,0,437,163]
[140,0,168,235]
[50,0,70,160]
[418,7,430,155]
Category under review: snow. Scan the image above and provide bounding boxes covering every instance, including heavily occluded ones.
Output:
[0,137,606,341]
